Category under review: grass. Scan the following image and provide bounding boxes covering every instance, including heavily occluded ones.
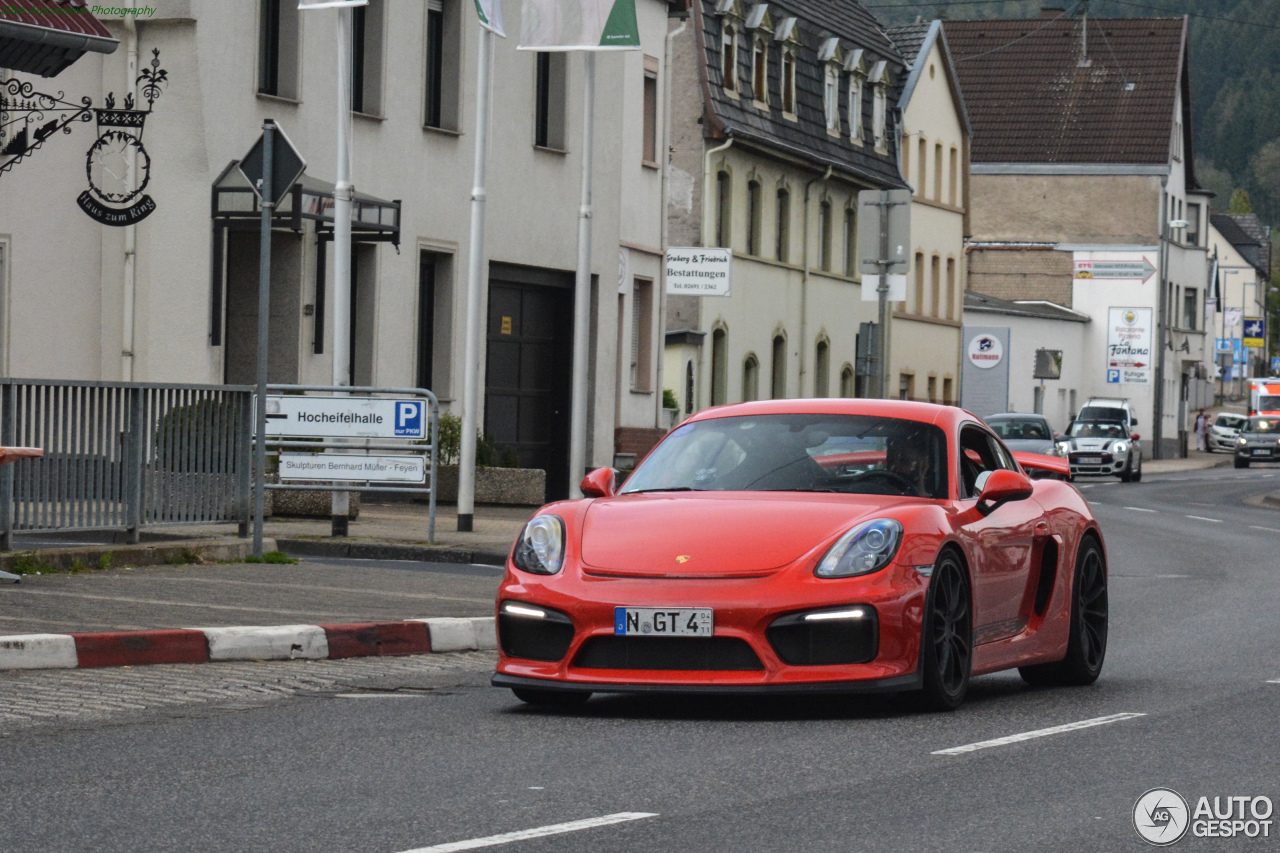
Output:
[8,553,55,576]
[242,550,297,565]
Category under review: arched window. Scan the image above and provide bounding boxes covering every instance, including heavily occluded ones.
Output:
[771,334,787,399]
[840,364,855,398]
[814,340,830,397]
[716,171,732,248]
[752,36,768,103]
[819,200,833,271]
[743,353,759,402]
[684,360,695,414]
[711,327,728,406]
[781,49,796,113]
[746,180,762,256]
[844,205,857,276]
[775,188,790,262]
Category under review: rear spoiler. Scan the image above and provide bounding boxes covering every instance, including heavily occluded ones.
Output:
[1012,451,1070,479]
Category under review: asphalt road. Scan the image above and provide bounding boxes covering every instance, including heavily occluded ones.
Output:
[2,465,1279,852]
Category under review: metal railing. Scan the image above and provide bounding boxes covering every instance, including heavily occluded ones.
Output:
[0,379,253,549]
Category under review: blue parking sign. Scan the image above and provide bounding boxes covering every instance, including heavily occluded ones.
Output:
[1107,369,1120,384]
[394,401,424,437]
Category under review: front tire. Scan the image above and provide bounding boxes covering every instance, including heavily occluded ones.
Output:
[918,550,972,711]
[1235,457,1250,469]
[512,688,592,707]
[1019,535,1107,687]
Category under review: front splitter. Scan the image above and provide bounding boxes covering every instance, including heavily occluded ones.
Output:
[492,671,922,696]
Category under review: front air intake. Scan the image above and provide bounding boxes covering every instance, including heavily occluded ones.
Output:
[573,636,764,671]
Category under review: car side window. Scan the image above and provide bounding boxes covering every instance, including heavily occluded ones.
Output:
[960,425,1008,499]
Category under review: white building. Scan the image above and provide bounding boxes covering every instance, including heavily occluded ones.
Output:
[1208,213,1271,397]
[0,0,679,500]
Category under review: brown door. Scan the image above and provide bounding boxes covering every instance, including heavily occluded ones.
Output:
[485,274,573,501]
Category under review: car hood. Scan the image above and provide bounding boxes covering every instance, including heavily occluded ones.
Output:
[579,492,903,578]
[1002,438,1055,454]
[1240,434,1279,446]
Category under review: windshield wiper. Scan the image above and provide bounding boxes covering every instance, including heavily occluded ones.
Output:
[623,486,704,493]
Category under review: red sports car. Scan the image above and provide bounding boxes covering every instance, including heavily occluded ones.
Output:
[492,400,1107,711]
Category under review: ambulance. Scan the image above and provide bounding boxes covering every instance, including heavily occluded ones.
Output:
[1249,380,1280,416]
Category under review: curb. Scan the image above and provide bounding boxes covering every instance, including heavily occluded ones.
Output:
[0,617,497,672]
[0,538,279,580]
[276,538,509,567]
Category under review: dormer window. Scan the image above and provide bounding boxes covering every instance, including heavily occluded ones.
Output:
[744,4,772,106]
[844,48,866,144]
[774,17,799,118]
[868,60,890,149]
[722,23,738,93]
[818,38,842,134]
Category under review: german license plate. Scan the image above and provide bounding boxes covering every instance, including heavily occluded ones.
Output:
[1253,448,1270,456]
[1079,457,1102,465]
[614,607,712,637]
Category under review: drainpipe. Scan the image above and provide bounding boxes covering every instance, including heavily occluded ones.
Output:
[701,136,734,248]
[801,164,832,396]
[121,0,138,381]
[654,10,688,429]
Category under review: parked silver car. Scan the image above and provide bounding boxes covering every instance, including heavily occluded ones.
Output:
[1058,419,1143,482]
[1209,413,1248,453]
[984,413,1059,456]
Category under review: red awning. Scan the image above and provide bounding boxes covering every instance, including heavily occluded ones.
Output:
[0,0,118,78]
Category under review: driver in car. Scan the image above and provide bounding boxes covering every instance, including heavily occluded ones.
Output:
[885,434,933,497]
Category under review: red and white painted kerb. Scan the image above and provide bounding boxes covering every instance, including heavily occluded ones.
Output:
[0,617,497,671]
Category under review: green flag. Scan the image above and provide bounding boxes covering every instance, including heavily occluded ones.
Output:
[475,0,506,37]
[519,0,640,50]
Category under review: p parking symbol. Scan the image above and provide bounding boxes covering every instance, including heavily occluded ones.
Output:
[395,401,424,437]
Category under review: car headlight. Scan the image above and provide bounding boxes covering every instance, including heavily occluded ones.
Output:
[512,515,566,575]
[815,519,904,579]
[1239,437,1249,446]
[1057,441,1071,455]
[1112,442,1128,454]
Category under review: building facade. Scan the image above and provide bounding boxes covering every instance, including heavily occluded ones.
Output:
[946,12,1213,456]
[1208,213,1271,397]
[662,0,909,418]
[0,0,679,500]
[884,20,967,405]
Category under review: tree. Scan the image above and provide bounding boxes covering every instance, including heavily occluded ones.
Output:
[1251,139,1280,210]
[1229,188,1253,214]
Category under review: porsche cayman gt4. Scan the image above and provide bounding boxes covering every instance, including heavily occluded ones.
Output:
[492,400,1108,711]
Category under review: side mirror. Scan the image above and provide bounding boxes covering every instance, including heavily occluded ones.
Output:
[1130,418,1138,426]
[979,469,1034,509]
[1054,434,1065,442]
[1131,433,1141,441]
[580,467,616,498]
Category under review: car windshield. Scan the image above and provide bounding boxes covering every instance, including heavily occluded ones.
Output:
[620,413,949,499]
[1259,395,1280,412]
[1068,421,1127,440]
[1078,406,1127,423]
[1216,414,1247,429]
[1245,417,1279,434]
[987,418,1051,441]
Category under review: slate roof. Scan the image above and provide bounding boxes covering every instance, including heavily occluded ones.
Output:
[1211,213,1272,278]
[884,22,930,68]
[942,15,1189,166]
[696,0,907,187]
[0,0,116,77]
[964,290,1091,323]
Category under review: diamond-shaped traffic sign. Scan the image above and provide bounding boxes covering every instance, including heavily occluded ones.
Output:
[238,122,306,207]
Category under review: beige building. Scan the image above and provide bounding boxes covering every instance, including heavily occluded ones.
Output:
[1208,213,1271,396]
[662,0,910,420]
[0,0,679,500]
[884,20,967,405]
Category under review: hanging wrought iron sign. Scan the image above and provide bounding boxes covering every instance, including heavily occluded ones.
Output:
[1,48,168,227]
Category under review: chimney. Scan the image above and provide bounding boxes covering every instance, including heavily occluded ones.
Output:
[1041,5,1065,17]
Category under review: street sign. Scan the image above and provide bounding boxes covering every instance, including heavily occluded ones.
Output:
[239,123,306,206]
[860,274,906,302]
[279,454,426,482]
[1073,259,1157,282]
[1244,318,1265,349]
[1034,348,1063,380]
[262,396,426,439]
[665,248,731,296]
[1272,357,1280,373]
[856,189,912,275]
[1107,307,1153,384]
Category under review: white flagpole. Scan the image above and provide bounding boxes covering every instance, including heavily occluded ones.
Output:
[568,51,596,499]
[458,26,494,532]
[331,5,355,533]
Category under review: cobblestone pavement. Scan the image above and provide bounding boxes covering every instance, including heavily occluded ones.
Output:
[0,651,497,737]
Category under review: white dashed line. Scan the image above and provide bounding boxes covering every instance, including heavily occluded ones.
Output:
[1185,515,1223,523]
[1250,526,1280,534]
[932,713,1147,756]
[1124,506,1157,513]
[334,694,423,699]
[396,813,660,853]
[1268,679,1280,685]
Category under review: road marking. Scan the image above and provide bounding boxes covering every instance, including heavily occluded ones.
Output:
[1268,679,1280,684]
[1124,506,1157,513]
[1185,515,1223,523]
[1250,526,1280,534]
[1112,574,1187,579]
[397,813,659,853]
[335,694,422,699]
[932,713,1146,756]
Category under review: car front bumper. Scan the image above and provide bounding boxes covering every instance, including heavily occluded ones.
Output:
[1236,446,1279,461]
[1068,453,1128,476]
[493,562,928,691]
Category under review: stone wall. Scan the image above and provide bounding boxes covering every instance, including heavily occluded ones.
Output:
[966,247,1074,306]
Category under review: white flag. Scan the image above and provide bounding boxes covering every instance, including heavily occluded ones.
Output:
[475,0,507,37]
[519,0,639,50]
[298,0,369,9]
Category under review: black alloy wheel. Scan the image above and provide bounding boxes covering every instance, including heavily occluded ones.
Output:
[1020,535,1108,686]
[512,687,592,707]
[919,550,972,711]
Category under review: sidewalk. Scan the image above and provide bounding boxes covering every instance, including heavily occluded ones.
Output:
[1142,448,1232,475]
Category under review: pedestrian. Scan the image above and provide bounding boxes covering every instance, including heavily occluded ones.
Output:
[1194,408,1209,452]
